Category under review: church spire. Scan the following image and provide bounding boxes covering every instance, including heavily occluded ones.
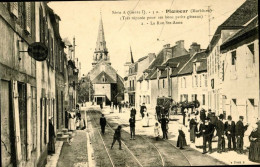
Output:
[95,12,107,53]
[130,46,134,63]
[92,12,110,67]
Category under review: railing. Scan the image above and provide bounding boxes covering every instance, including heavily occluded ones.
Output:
[127,87,135,91]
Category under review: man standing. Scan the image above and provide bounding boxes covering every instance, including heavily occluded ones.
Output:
[111,125,122,150]
[225,115,236,151]
[201,117,214,154]
[216,114,225,153]
[159,115,169,140]
[119,102,122,113]
[200,109,206,123]
[140,103,147,118]
[100,114,107,134]
[129,115,136,140]
[181,107,187,126]
[130,107,136,121]
[235,116,248,154]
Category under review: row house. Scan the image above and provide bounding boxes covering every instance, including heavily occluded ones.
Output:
[220,15,259,123]
[207,0,258,119]
[124,49,155,107]
[178,50,208,110]
[137,41,189,110]
[0,2,79,167]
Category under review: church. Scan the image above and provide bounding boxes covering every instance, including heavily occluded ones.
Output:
[88,16,124,106]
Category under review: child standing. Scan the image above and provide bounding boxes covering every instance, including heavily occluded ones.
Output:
[154,122,160,141]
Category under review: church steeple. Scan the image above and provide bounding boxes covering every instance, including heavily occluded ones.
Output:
[92,13,110,67]
[130,46,134,63]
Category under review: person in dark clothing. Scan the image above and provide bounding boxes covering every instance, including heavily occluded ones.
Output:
[189,117,197,143]
[201,117,214,154]
[119,103,122,113]
[225,115,236,151]
[76,110,81,120]
[200,109,206,123]
[48,119,55,154]
[177,126,187,149]
[65,108,68,128]
[140,103,147,118]
[76,103,79,110]
[216,114,225,153]
[100,114,107,134]
[159,115,169,140]
[181,107,187,126]
[248,121,260,163]
[130,107,136,121]
[129,115,136,140]
[155,105,161,120]
[111,125,122,150]
[235,116,248,154]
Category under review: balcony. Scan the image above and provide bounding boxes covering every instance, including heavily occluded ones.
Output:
[127,87,136,91]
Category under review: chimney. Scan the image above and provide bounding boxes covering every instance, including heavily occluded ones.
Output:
[148,53,156,63]
[176,40,184,48]
[163,44,170,48]
[189,42,201,56]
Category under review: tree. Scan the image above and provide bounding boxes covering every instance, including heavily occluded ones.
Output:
[77,76,94,103]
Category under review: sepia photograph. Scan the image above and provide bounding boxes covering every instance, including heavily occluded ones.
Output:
[0,0,259,166]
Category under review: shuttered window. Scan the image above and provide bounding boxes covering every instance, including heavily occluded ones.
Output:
[25,2,31,34]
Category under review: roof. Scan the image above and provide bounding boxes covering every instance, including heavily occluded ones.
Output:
[164,54,191,77]
[156,65,166,70]
[92,71,116,84]
[221,16,259,51]
[206,0,258,53]
[159,70,167,79]
[137,56,148,62]
[178,51,207,76]
[137,76,143,82]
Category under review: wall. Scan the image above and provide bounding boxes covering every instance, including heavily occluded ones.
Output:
[221,39,259,122]
[94,83,111,100]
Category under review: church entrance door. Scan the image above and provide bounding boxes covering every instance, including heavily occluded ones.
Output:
[97,97,103,105]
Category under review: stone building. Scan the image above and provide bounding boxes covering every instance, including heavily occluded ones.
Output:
[0,2,78,166]
[89,16,124,106]
[207,0,258,117]
[220,15,259,122]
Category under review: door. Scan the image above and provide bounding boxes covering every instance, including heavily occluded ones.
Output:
[1,80,16,166]
[18,82,27,162]
[97,97,102,105]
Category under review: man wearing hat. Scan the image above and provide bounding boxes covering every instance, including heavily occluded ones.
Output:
[200,108,206,123]
[235,116,248,154]
[216,114,225,153]
[201,117,214,154]
[225,115,236,151]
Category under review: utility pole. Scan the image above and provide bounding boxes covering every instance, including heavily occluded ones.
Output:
[208,5,211,51]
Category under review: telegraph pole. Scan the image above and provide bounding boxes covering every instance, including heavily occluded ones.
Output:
[208,6,211,51]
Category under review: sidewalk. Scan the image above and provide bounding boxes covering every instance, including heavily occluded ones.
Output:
[46,141,64,167]
[94,105,259,165]
[57,130,88,167]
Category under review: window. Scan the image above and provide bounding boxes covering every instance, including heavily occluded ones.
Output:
[199,75,201,87]
[231,51,236,65]
[205,74,207,87]
[195,75,198,87]
[184,77,186,88]
[163,79,165,88]
[158,79,160,89]
[202,94,205,105]
[248,43,255,63]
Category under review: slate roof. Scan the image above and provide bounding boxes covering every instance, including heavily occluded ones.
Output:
[137,56,148,62]
[137,76,143,82]
[221,16,259,51]
[178,51,207,76]
[164,54,191,77]
[92,71,116,84]
[159,70,167,79]
[206,0,258,53]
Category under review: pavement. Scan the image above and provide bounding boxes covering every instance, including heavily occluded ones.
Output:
[46,141,64,167]
[82,105,259,166]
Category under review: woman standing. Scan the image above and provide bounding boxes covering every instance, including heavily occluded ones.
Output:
[48,118,55,154]
[249,121,260,163]
[189,116,197,143]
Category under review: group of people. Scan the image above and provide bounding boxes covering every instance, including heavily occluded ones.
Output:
[187,108,260,161]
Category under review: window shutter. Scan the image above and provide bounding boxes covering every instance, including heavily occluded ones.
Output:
[10,2,19,18]
[25,2,31,34]
[11,80,22,163]
[26,83,32,160]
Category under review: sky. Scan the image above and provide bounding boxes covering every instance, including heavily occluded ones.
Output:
[48,0,246,77]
